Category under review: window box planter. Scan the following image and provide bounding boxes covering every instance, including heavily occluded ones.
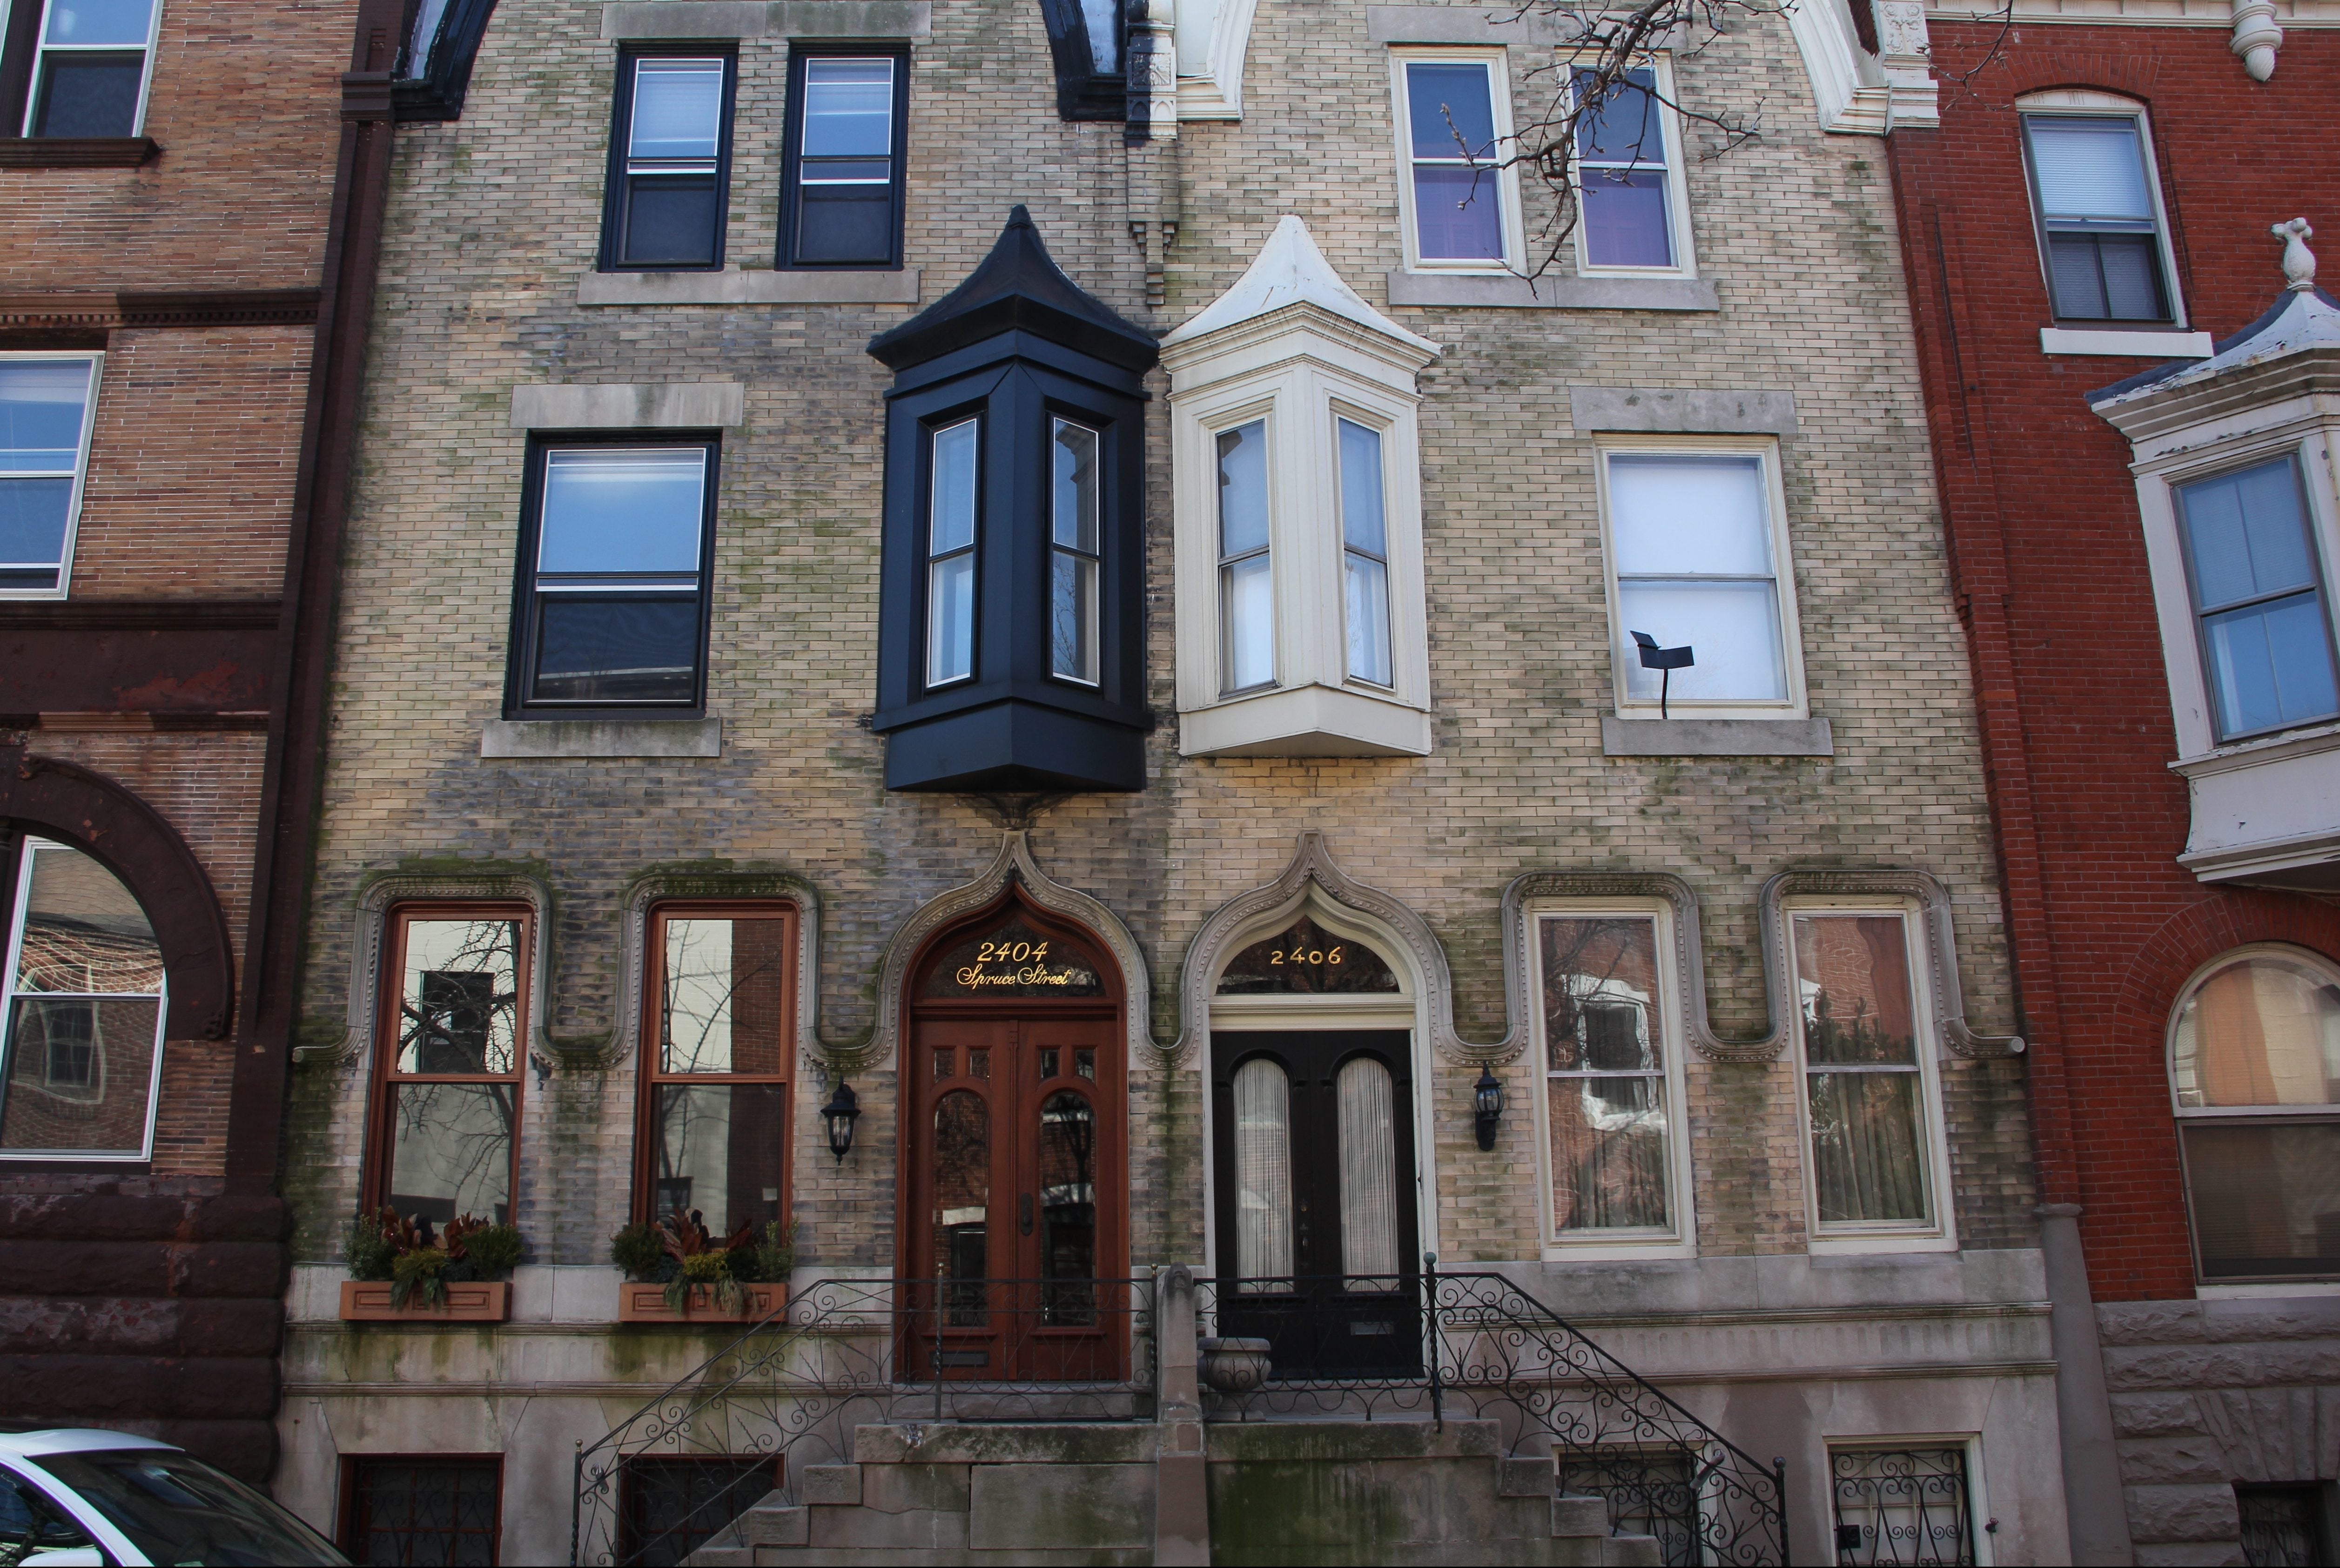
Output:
[338,1280,511,1323]
[617,1282,786,1323]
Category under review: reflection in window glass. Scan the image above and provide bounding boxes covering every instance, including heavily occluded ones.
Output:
[614,56,730,268]
[1338,419,1392,686]
[388,1081,515,1226]
[793,57,900,265]
[1039,1090,1097,1323]
[1793,914,1930,1228]
[934,1090,989,1324]
[1217,420,1272,691]
[647,912,790,1234]
[382,915,523,1226]
[927,419,979,686]
[1608,453,1786,705]
[2178,457,2339,741]
[0,357,97,593]
[30,1449,344,1568]
[1542,916,1670,1233]
[652,1084,787,1237]
[529,447,709,707]
[1405,60,1504,262]
[1573,67,1675,269]
[28,0,156,138]
[1231,1057,1293,1288]
[2171,952,2340,1279]
[1,838,165,1158]
[1051,420,1101,684]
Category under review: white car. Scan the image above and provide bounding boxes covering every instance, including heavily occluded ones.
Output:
[0,1430,348,1567]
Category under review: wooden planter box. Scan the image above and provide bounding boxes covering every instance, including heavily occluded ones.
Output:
[618,1282,786,1323]
[339,1280,511,1323]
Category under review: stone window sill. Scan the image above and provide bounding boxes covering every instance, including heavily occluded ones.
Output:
[1600,715,1833,757]
[481,717,722,758]
[1386,271,1718,312]
[2039,326,2212,358]
[578,268,921,307]
[0,136,158,168]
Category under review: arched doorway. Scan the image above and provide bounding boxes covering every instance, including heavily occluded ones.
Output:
[899,890,1127,1381]
[1206,906,1422,1376]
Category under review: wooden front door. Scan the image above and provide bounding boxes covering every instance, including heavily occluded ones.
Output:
[902,901,1125,1382]
[1210,1030,1421,1376]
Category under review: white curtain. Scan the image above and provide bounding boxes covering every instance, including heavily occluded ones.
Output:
[1232,1058,1292,1289]
[1337,1057,1400,1282]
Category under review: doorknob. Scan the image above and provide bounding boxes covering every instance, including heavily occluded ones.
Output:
[1019,1194,1034,1235]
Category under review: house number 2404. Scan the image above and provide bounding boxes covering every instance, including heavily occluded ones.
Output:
[975,940,1049,963]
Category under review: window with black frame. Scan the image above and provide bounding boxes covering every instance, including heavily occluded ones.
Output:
[602,50,735,271]
[780,49,907,269]
[509,441,716,715]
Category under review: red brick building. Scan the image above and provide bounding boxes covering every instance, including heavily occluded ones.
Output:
[1883,10,2340,1562]
[0,0,420,1478]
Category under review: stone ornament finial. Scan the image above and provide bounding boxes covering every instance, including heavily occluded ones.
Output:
[2274,217,2318,292]
[2230,0,2282,80]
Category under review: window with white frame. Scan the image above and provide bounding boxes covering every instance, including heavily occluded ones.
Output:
[2169,947,2340,1283]
[1390,49,1522,273]
[1162,216,1438,759]
[1533,907,1693,1253]
[0,355,100,598]
[1598,441,1805,718]
[0,837,169,1161]
[20,0,160,138]
[1790,907,1954,1249]
[1569,61,1695,276]
[2019,94,2181,326]
[2175,455,2340,743]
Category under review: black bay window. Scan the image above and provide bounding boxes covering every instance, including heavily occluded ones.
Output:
[780,48,908,269]
[506,437,717,716]
[866,207,1156,791]
[601,49,736,271]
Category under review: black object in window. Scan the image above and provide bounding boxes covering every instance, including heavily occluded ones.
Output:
[394,0,500,122]
[865,207,1157,791]
[620,1457,780,1568]
[601,49,735,272]
[1036,0,1124,119]
[779,47,908,269]
[347,1457,500,1567]
[506,438,718,717]
[2237,1485,2332,1568]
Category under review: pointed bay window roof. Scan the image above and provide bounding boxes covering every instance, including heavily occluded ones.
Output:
[868,205,1157,374]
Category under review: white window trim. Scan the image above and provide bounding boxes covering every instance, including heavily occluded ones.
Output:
[1527,898,1697,1261]
[1823,1434,1993,1568]
[2165,942,2340,1291]
[1594,432,1809,722]
[21,0,164,137]
[1562,53,1699,282]
[0,837,168,1163]
[2016,88,2190,336]
[0,350,103,602]
[1788,897,1958,1256]
[1388,46,1528,277]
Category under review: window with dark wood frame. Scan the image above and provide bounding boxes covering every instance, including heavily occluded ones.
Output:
[619,1455,783,1567]
[777,44,909,271]
[636,903,794,1234]
[505,433,720,719]
[341,1454,503,1567]
[600,46,737,272]
[367,905,529,1229]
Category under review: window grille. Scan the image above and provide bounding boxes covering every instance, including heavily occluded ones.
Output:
[1829,1446,1975,1567]
[347,1457,500,1567]
[2237,1484,2331,1568]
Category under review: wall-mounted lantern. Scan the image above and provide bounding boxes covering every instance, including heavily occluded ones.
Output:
[822,1081,861,1162]
[1473,1065,1505,1152]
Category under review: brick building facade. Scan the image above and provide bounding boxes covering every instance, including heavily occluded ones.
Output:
[1879,6,2340,1563]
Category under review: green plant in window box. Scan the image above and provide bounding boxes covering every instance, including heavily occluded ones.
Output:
[612,1209,793,1315]
[349,1207,524,1310]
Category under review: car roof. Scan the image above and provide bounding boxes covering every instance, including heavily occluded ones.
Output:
[0,1429,181,1460]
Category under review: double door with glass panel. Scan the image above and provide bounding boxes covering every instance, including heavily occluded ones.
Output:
[1210,1031,1420,1376]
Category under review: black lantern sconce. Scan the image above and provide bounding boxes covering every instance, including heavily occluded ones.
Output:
[821,1081,861,1163]
[1473,1066,1506,1152]
[1631,630,1694,720]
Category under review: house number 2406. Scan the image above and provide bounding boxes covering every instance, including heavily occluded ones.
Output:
[1270,946,1343,966]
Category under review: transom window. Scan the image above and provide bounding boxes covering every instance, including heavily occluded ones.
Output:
[0,838,168,1161]
[1571,65,1688,273]
[602,52,734,271]
[0,355,99,597]
[511,442,715,713]
[2021,107,2177,324]
[1392,51,1520,271]
[2170,948,2340,1282]
[22,0,158,138]
[370,909,526,1227]
[781,52,907,269]
[2175,455,2340,742]
[640,906,792,1234]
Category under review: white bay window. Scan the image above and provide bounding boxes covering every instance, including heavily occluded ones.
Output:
[1163,217,1439,757]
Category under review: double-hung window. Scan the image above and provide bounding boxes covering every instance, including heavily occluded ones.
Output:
[1599,443,1805,716]
[602,51,735,271]
[0,354,99,597]
[1790,908,1954,1250]
[1216,419,1272,693]
[1570,64,1692,273]
[1051,419,1102,685]
[0,838,168,1161]
[1391,51,1520,272]
[780,51,908,269]
[1338,419,1392,687]
[17,0,158,138]
[640,905,792,1233]
[925,417,979,688]
[2175,455,2340,742]
[2021,104,2178,324]
[509,440,717,714]
[370,908,525,1227]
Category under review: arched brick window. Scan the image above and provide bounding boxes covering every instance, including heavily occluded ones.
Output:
[2169,946,2340,1283]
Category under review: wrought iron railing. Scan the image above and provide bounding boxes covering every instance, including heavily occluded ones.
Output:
[567,1276,1156,1568]
[1196,1263,1789,1568]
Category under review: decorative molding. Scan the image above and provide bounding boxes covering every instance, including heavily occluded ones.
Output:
[598,869,822,1071]
[599,1,932,39]
[302,873,556,1069]
[1924,0,2340,25]
[0,290,322,331]
[0,136,158,168]
[479,717,721,759]
[1174,0,1262,120]
[0,599,281,631]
